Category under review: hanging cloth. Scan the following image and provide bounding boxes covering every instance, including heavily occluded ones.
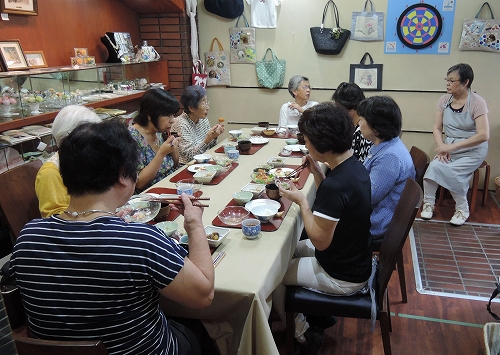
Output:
[186,0,200,62]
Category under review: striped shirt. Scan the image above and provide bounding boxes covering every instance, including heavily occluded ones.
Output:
[9,216,188,355]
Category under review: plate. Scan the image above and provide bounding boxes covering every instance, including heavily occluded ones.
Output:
[187,164,213,173]
[283,144,305,152]
[249,137,269,145]
[269,168,294,178]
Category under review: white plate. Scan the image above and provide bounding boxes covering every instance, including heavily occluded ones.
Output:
[187,164,213,173]
[283,144,305,152]
[249,137,269,145]
[269,168,294,178]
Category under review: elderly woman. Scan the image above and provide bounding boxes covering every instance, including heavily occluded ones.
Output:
[129,88,180,191]
[171,85,224,165]
[35,105,101,217]
[357,96,415,240]
[332,82,373,162]
[279,75,318,128]
[274,102,372,349]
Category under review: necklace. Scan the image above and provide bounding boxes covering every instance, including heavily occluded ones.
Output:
[64,210,115,218]
[105,34,119,52]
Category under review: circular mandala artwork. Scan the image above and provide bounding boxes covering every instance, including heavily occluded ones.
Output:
[397,3,443,50]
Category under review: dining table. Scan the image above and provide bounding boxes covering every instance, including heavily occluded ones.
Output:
[150,128,317,355]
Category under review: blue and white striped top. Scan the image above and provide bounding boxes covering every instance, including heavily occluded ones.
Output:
[9,215,188,355]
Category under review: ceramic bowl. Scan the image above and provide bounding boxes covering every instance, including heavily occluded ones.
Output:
[262,128,276,136]
[258,121,270,128]
[227,149,240,160]
[213,155,232,168]
[265,183,280,200]
[193,153,212,163]
[155,221,178,237]
[233,191,253,205]
[267,157,287,167]
[241,183,266,198]
[280,149,292,157]
[285,138,299,145]
[238,140,252,152]
[117,198,161,223]
[204,165,223,176]
[242,218,261,239]
[217,206,250,226]
[251,127,266,135]
[223,144,237,154]
[175,178,202,193]
[245,199,280,223]
[194,170,217,183]
[205,226,230,247]
[229,129,243,140]
[276,128,287,138]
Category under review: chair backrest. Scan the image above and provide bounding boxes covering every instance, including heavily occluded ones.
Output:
[378,179,422,303]
[409,146,430,188]
[0,160,42,239]
[15,337,108,355]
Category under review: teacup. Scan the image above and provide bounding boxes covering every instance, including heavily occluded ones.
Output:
[242,218,261,239]
[265,183,280,200]
[177,185,193,196]
[223,144,237,154]
[227,149,240,160]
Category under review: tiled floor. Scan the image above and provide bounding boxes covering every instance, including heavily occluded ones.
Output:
[410,219,500,300]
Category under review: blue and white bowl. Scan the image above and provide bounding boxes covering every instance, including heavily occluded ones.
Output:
[242,218,261,239]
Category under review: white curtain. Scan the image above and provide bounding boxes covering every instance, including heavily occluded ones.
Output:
[186,0,199,63]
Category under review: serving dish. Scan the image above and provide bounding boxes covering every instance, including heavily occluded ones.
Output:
[187,164,212,173]
[249,136,269,145]
[117,198,161,223]
[245,199,281,223]
[217,206,250,226]
[194,170,217,183]
[241,183,266,198]
[267,157,287,167]
[205,226,230,247]
[283,144,305,152]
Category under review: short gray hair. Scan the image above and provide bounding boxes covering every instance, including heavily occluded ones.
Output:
[52,105,101,147]
[288,75,309,98]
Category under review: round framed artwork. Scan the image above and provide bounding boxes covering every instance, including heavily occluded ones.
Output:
[396,3,443,50]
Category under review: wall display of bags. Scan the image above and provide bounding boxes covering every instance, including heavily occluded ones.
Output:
[255,48,286,89]
[229,15,257,64]
[205,38,231,86]
[350,0,384,41]
[349,52,383,91]
[459,2,500,53]
[310,0,351,55]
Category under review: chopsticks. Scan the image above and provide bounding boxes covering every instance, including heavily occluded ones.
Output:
[213,251,226,268]
[285,160,310,178]
[139,194,210,208]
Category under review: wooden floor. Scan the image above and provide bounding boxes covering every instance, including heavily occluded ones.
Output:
[271,189,500,355]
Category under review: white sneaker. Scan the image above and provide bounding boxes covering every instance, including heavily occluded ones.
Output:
[450,210,469,226]
[420,203,434,220]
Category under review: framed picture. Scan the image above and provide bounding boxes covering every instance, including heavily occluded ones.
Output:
[74,48,88,57]
[0,40,29,71]
[0,0,38,16]
[25,51,47,68]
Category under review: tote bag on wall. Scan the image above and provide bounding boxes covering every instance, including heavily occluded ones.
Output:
[310,0,351,55]
[229,14,257,64]
[205,38,231,86]
[255,48,286,89]
[459,2,500,53]
[351,0,384,41]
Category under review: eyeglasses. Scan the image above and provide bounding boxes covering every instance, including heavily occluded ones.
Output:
[300,85,312,90]
[444,78,459,84]
[200,100,210,108]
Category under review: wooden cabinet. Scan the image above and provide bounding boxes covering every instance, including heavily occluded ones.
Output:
[118,0,184,14]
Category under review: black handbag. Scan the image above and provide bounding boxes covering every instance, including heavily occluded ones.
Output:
[204,0,244,19]
[349,52,383,91]
[310,0,351,55]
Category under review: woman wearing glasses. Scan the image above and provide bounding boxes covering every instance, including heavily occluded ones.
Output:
[279,75,318,128]
[129,88,180,191]
[421,63,489,226]
[172,85,224,165]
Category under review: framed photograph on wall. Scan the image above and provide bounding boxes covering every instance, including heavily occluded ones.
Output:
[0,40,29,71]
[25,51,47,68]
[0,0,38,16]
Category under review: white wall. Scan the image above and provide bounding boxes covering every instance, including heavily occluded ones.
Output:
[197,0,499,189]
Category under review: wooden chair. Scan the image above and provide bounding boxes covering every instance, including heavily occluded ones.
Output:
[14,337,108,355]
[285,179,422,355]
[0,160,42,239]
[438,160,490,215]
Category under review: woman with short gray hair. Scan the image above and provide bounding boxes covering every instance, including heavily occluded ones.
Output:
[279,75,318,128]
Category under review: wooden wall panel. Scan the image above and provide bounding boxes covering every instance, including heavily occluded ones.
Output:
[0,0,140,67]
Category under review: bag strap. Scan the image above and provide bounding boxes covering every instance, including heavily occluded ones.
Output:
[487,281,500,320]
[363,0,374,12]
[360,52,374,65]
[321,0,340,29]
[235,14,250,27]
[210,38,224,51]
[261,48,277,61]
[476,2,494,19]
[193,60,205,74]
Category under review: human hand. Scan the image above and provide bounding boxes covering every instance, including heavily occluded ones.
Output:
[304,155,322,176]
[170,194,204,224]
[158,136,178,155]
[288,102,303,114]
[434,143,452,155]
[434,152,450,163]
[277,180,306,206]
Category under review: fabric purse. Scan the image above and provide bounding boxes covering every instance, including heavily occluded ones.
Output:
[459,2,500,53]
[350,0,384,41]
[205,38,231,86]
[255,48,286,89]
[310,0,351,55]
[204,0,244,19]
[349,52,382,91]
[230,14,257,64]
[192,60,208,88]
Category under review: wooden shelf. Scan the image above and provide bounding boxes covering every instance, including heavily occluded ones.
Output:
[118,0,184,13]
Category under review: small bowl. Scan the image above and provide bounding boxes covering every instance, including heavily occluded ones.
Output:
[300,146,309,155]
[229,129,243,140]
[280,149,292,157]
[258,121,270,128]
[251,172,275,185]
[117,199,161,223]
[223,145,237,154]
[213,155,232,167]
[276,128,287,138]
[265,183,280,200]
[263,128,276,136]
[193,170,217,183]
[193,154,212,163]
[217,206,250,226]
[275,177,291,190]
[241,183,265,198]
[233,191,253,205]
[227,150,240,160]
[242,218,261,239]
[204,165,223,176]
[238,140,252,152]
[267,157,286,167]
[175,178,202,193]
[205,226,230,247]
[251,127,266,135]
[155,221,178,237]
[285,138,299,145]
[245,199,280,223]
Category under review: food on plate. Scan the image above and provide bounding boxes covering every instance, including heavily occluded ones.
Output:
[290,177,300,183]
[207,232,220,240]
[251,171,275,184]
[275,211,284,218]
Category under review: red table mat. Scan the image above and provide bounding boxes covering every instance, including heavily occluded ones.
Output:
[279,150,305,158]
[212,194,293,232]
[169,162,239,185]
[144,187,189,222]
[214,144,265,155]
[260,133,288,139]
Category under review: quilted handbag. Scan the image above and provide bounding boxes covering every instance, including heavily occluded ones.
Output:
[255,48,286,89]
[310,0,351,55]
[205,38,231,86]
[229,14,257,64]
[459,2,500,53]
[192,60,207,88]
[350,0,384,41]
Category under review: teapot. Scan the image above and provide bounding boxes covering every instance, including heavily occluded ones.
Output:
[136,41,160,62]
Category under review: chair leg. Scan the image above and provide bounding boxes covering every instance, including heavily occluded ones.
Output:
[438,186,445,206]
[470,169,479,214]
[379,311,393,355]
[385,291,392,332]
[483,164,490,206]
[396,251,407,303]
[286,312,296,355]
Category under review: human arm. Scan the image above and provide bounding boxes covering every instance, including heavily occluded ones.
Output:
[203,123,224,145]
[158,194,214,309]
[279,103,288,128]
[304,154,325,188]
[176,118,221,163]
[35,162,70,217]
[367,152,402,206]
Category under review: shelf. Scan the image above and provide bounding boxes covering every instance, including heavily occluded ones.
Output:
[117,0,184,14]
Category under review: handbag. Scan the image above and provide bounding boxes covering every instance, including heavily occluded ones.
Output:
[230,14,257,64]
[349,52,382,91]
[204,0,244,19]
[192,60,208,88]
[204,38,231,86]
[310,0,351,55]
[459,2,500,53]
[255,48,286,89]
[350,0,384,41]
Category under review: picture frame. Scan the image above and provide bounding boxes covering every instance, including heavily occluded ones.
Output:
[74,48,88,57]
[0,40,29,71]
[349,52,383,91]
[0,0,38,16]
[25,50,47,68]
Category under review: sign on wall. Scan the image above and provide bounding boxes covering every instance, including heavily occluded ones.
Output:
[385,0,456,54]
